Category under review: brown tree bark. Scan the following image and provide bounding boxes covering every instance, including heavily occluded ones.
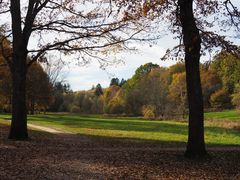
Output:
[8,0,28,140]
[9,54,28,139]
[179,0,207,158]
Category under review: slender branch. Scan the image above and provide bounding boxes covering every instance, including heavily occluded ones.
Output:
[32,20,124,31]
[224,0,240,30]
[46,0,87,19]
[27,29,142,67]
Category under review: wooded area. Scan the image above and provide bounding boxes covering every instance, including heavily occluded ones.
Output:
[45,52,240,118]
[2,51,240,118]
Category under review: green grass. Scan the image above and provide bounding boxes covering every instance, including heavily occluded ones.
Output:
[0,110,239,145]
[205,110,240,121]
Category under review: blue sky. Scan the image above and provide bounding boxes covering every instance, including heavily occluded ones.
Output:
[63,39,177,91]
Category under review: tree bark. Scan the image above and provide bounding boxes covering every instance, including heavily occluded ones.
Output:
[8,54,28,140]
[179,0,207,158]
[8,0,29,140]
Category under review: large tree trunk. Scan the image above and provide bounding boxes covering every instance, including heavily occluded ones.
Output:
[8,54,28,140]
[8,0,29,140]
[179,0,207,158]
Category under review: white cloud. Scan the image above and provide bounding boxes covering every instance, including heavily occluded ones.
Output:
[64,43,177,91]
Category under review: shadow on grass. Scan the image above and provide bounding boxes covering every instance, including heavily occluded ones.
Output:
[32,128,240,150]
[0,122,239,151]
[0,113,239,146]
[28,115,240,144]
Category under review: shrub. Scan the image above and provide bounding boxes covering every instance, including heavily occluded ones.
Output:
[142,105,156,120]
[232,84,240,109]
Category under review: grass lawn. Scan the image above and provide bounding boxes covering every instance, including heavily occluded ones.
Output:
[205,110,240,121]
[0,110,239,146]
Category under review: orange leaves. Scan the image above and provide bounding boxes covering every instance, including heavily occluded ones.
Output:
[142,1,150,17]
[142,0,167,17]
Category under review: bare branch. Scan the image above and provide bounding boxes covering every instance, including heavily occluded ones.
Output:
[224,0,240,30]
[200,30,240,57]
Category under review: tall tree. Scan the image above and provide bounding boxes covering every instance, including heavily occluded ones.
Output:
[211,51,240,94]
[110,78,120,87]
[26,62,53,114]
[114,0,240,158]
[200,68,222,108]
[0,0,143,139]
[133,62,159,79]
[95,83,104,96]
[49,82,71,112]
[169,72,187,117]
[179,0,206,158]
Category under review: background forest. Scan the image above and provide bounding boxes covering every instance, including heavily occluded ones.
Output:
[1,51,240,119]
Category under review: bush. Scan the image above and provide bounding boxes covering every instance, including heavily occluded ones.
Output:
[70,105,81,113]
[210,88,232,110]
[142,105,156,120]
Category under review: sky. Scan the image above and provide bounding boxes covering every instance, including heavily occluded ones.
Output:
[63,30,239,91]
[63,39,177,91]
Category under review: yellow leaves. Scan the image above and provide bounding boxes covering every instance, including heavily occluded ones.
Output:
[0,37,12,62]
[169,72,186,100]
[142,104,156,119]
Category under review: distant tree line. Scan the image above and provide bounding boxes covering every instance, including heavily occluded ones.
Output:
[1,51,239,117]
[47,51,240,119]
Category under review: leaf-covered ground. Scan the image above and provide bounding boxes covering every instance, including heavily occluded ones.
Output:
[0,123,239,179]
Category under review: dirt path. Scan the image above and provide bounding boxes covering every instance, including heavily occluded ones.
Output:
[28,123,66,134]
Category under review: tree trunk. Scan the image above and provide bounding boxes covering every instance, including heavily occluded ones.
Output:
[179,0,207,158]
[8,54,28,140]
[8,0,29,140]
